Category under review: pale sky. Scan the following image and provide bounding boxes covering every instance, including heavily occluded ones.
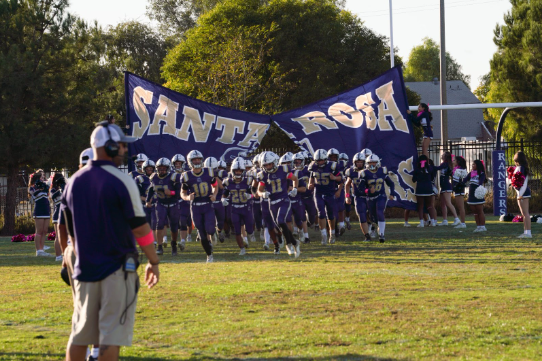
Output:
[68,0,512,90]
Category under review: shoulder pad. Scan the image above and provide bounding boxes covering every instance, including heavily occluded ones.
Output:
[257,171,264,180]
[345,168,351,176]
[150,173,156,181]
[360,170,366,177]
[170,172,177,183]
[331,162,337,171]
[182,173,189,182]
[136,175,143,183]
[222,178,229,187]
[208,168,214,177]
[383,167,388,174]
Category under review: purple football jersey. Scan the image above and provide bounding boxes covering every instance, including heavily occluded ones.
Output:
[309,161,340,196]
[148,172,181,205]
[222,176,253,204]
[257,165,292,201]
[182,168,216,203]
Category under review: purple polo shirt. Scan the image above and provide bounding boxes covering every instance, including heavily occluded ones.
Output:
[60,160,145,282]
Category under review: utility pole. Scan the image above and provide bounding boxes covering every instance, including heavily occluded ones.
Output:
[440,0,448,149]
[390,0,394,68]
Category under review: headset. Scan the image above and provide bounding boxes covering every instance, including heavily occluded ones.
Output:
[98,120,119,158]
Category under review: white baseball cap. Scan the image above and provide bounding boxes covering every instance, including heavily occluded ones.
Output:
[79,148,93,165]
[90,122,136,149]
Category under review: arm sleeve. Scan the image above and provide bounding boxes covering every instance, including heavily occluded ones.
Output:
[223,189,231,198]
[128,216,147,230]
[385,175,395,194]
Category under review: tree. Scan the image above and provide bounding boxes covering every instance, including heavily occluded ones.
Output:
[162,0,398,114]
[403,37,471,87]
[0,0,111,235]
[146,0,224,38]
[486,0,542,141]
[473,73,494,122]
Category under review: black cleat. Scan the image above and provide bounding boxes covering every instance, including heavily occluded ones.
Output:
[171,242,178,256]
[218,231,225,243]
[364,233,371,242]
[305,237,311,244]
[379,236,385,243]
[156,245,164,255]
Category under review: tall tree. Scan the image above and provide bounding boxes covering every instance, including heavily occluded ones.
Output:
[0,0,111,235]
[403,37,471,87]
[486,0,542,141]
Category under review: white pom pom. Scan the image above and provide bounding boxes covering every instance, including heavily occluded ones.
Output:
[455,169,468,179]
[474,185,488,200]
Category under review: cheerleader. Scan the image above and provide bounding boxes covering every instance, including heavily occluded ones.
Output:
[512,151,532,238]
[463,160,487,232]
[434,152,460,226]
[452,156,468,228]
[28,170,51,256]
[407,103,433,157]
[412,155,437,227]
[50,173,66,261]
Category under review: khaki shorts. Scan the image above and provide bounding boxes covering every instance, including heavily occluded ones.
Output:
[68,263,140,346]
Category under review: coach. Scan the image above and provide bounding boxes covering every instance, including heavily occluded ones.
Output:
[59,121,160,361]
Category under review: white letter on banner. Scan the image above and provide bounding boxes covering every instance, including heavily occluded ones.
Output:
[148,95,179,136]
[375,81,409,133]
[328,103,364,128]
[216,117,246,144]
[499,152,505,161]
[238,123,269,147]
[292,111,338,135]
[355,93,377,130]
[132,86,153,139]
[176,106,215,142]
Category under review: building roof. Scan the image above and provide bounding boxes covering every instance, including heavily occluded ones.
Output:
[405,81,486,140]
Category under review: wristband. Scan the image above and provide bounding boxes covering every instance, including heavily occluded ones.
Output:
[345,193,350,198]
[211,180,218,187]
[169,190,176,196]
[136,230,154,247]
[287,173,293,179]
[259,181,266,187]
[149,260,160,266]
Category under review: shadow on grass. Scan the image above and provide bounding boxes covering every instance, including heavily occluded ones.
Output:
[0,352,402,360]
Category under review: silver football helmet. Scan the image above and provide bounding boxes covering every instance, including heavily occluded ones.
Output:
[352,153,365,171]
[142,159,156,175]
[231,158,245,179]
[156,158,171,176]
[359,148,373,159]
[293,152,305,170]
[204,157,219,170]
[187,150,204,169]
[366,154,381,171]
[218,160,227,169]
[279,153,293,166]
[314,149,328,167]
[134,153,148,170]
[327,148,340,161]
[261,151,279,173]
[171,154,186,171]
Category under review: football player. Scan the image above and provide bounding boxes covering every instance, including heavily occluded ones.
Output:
[221,158,256,255]
[345,152,371,241]
[308,149,342,245]
[181,150,221,263]
[129,153,148,179]
[258,151,300,258]
[327,148,347,236]
[146,158,183,255]
[172,154,193,243]
[357,154,395,243]
[204,156,226,244]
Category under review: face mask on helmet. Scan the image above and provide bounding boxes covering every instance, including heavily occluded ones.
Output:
[173,161,184,170]
[233,169,244,179]
[136,161,145,170]
[157,166,168,176]
[294,159,303,169]
[191,158,203,169]
[368,162,378,171]
[354,161,364,170]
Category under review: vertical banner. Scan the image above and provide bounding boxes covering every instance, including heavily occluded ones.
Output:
[492,150,507,216]
[271,66,418,210]
[125,72,271,169]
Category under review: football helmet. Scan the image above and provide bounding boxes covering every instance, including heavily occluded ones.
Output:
[187,150,204,169]
[293,152,305,170]
[339,153,348,161]
[261,151,279,173]
[204,157,219,170]
[231,158,245,179]
[156,158,171,176]
[245,159,253,169]
[359,148,373,159]
[366,154,381,171]
[279,153,293,166]
[217,160,227,169]
[327,148,340,161]
[134,153,148,170]
[142,159,156,175]
[252,155,260,167]
[314,149,328,167]
[352,153,365,171]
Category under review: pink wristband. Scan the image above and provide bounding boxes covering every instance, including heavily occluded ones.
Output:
[346,193,350,198]
[169,190,176,196]
[211,180,218,187]
[136,230,155,247]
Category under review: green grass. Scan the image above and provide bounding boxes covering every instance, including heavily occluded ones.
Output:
[1,216,542,360]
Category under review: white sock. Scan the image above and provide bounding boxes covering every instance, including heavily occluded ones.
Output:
[454,217,460,221]
[181,238,186,243]
[91,348,99,358]
[339,222,345,228]
[331,229,335,235]
[526,230,531,235]
[243,237,248,243]
[293,226,298,233]
[378,221,386,235]
[304,232,309,238]
[264,228,271,244]
[321,229,328,237]
[346,217,350,222]
[163,236,167,242]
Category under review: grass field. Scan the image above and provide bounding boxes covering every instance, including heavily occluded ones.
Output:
[1,216,542,360]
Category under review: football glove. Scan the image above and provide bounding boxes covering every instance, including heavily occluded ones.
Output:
[288,188,297,197]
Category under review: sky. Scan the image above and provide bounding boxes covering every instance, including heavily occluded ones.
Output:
[67,0,512,89]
